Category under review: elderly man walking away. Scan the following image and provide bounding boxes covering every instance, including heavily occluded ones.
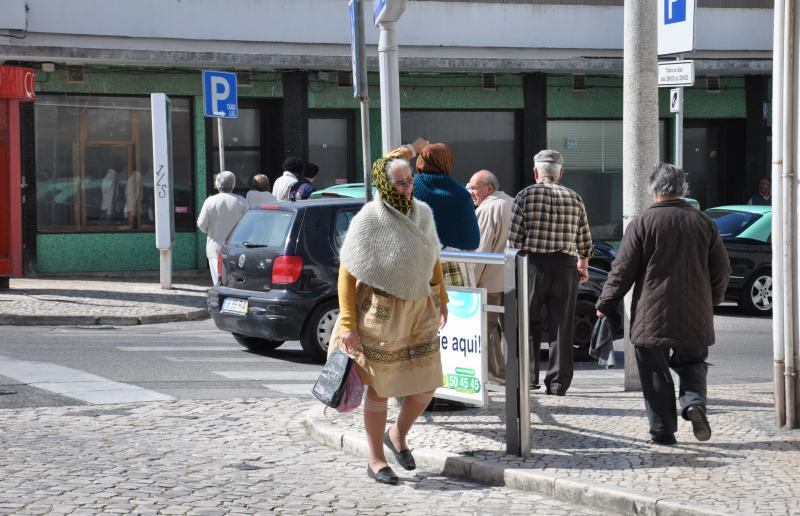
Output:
[509,150,593,396]
[197,171,248,286]
[468,169,514,383]
[596,163,730,445]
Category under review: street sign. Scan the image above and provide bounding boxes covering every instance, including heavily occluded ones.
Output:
[670,88,681,113]
[658,60,695,87]
[657,0,696,56]
[373,0,406,26]
[349,0,367,98]
[202,70,238,118]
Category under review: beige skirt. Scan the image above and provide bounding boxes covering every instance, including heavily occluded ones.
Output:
[329,282,443,399]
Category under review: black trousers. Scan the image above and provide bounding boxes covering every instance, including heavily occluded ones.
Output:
[635,345,709,438]
[527,253,579,394]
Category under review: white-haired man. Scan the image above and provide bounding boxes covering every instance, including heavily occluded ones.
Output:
[467,169,514,382]
[197,171,248,285]
[508,150,592,396]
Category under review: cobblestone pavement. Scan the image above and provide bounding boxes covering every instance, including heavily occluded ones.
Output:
[317,382,800,516]
[0,277,208,325]
[0,397,612,516]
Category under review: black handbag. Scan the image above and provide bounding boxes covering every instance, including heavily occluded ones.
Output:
[311,349,353,408]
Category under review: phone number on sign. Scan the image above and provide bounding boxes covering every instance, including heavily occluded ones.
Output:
[444,374,481,394]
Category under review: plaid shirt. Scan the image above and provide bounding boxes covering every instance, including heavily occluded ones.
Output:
[508,179,593,259]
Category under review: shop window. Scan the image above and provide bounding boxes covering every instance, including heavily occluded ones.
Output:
[547,120,666,240]
[34,95,194,232]
[401,110,518,191]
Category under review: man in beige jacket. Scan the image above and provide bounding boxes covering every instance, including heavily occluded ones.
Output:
[467,169,514,382]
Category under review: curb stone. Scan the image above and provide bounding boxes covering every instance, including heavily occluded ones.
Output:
[0,309,209,326]
[303,405,728,516]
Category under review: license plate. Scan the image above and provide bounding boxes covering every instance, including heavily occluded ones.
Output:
[221,297,248,316]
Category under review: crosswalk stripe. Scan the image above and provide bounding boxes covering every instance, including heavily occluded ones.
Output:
[263,383,314,396]
[163,356,264,363]
[0,356,173,404]
[214,370,321,381]
[118,346,239,352]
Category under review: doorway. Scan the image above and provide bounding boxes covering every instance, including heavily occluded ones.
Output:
[682,119,745,209]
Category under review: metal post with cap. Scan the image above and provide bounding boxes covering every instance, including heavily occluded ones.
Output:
[373,0,407,153]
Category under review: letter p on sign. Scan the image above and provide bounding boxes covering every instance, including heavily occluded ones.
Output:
[202,70,238,119]
[665,0,686,24]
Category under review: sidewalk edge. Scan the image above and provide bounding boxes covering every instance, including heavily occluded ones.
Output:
[304,406,726,516]
[0,309,209,326]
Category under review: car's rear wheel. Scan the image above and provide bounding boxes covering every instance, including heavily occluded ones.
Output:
[232,333,284,352]
[301,299,340,362]
[739,271,772,315]
[573,299,597,361]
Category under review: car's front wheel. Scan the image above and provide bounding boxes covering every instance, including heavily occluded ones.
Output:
[739,271,772,315]
[232,333,284,352]
[301,299,340,362]
[573,299,597,361]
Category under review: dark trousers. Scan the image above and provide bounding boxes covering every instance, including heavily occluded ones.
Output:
[635,345,709,438]
[527,253,579,394]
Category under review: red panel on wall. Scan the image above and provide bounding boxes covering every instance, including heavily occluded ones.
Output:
[0,100,10,274]
[0,66,36,100]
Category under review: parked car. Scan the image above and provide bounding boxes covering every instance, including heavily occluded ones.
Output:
[705,204,772,315]
[589,240,616,272]
[208,198,618,362]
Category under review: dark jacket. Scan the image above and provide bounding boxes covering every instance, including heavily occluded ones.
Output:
[596,199,731,348]
[413,173,480,250]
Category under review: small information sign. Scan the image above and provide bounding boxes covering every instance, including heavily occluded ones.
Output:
[435,287,488,407]
[658,60,695,88]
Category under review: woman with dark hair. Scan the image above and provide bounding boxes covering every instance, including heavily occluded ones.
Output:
[330,145,448,485]
[413,143,480,286]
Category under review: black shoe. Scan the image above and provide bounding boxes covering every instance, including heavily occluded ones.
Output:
[686,405,711,442]
[367,465,399,485]
[384,429,416,470]
[650,434,677,445]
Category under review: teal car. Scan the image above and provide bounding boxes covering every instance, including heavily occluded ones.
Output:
[309,183,375,199]
[705,205,772,315]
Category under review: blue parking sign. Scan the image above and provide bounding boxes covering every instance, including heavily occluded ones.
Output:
[664,0,686,25]
[202,70,238,118]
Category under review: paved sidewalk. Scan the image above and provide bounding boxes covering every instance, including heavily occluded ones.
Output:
[306,379,800,516]
[0,397,611,515]
[0,275,209,326]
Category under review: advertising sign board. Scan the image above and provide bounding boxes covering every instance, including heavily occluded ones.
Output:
[435,287,488,407]
[151,93,174,250]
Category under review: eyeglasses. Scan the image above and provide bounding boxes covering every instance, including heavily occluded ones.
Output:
[392,178,414,188]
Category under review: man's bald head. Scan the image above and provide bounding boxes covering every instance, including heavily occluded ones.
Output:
[467,169,499,206]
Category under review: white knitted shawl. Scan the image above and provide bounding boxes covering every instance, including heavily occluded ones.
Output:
[340,198,440,300]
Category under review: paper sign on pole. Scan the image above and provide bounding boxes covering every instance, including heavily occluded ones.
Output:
[658,60,695,87]
[435,287,488,407]
[151,93,174,250]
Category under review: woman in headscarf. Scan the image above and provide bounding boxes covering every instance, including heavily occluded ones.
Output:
[330,145,448,485]
[412,143,480,286]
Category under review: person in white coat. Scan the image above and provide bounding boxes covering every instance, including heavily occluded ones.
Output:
[467,169,514,382]
[197,171,248,285]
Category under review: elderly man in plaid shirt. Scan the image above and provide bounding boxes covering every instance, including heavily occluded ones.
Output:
[509,149,593,396]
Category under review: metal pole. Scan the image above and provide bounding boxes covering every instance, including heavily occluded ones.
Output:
[516,253,531,458]
[622,0,658,392]
[783,0,798,429]
[503,249,521,455]
[377,20,402,152]
[159,249,172,289]
[674,87,684,168]
[356,0,372,202]
[772,0,787,428]
[217,117,225,173]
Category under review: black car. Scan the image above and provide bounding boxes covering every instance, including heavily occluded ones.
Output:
[706,205,772,315]
[208,198,614,361]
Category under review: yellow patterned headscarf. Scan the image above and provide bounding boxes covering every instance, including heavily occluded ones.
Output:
[372,155,413,215]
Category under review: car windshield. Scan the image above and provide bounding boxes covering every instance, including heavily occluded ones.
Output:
[228,210,294,248]
[707,210,763,239]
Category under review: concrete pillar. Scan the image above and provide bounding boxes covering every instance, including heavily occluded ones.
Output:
[523,73,547,191]
[622,0,659,391]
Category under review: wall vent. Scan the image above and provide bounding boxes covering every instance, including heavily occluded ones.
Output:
[65,65,85,84]
[236,70,253,87]
[337,71,353,88]
[572,74,588,92]
[706,75,721,93]
[482,72,497,91]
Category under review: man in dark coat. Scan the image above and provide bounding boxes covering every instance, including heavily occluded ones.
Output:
[596,163,731,445]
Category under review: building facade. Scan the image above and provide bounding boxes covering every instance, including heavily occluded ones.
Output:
[0,0,773,273]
